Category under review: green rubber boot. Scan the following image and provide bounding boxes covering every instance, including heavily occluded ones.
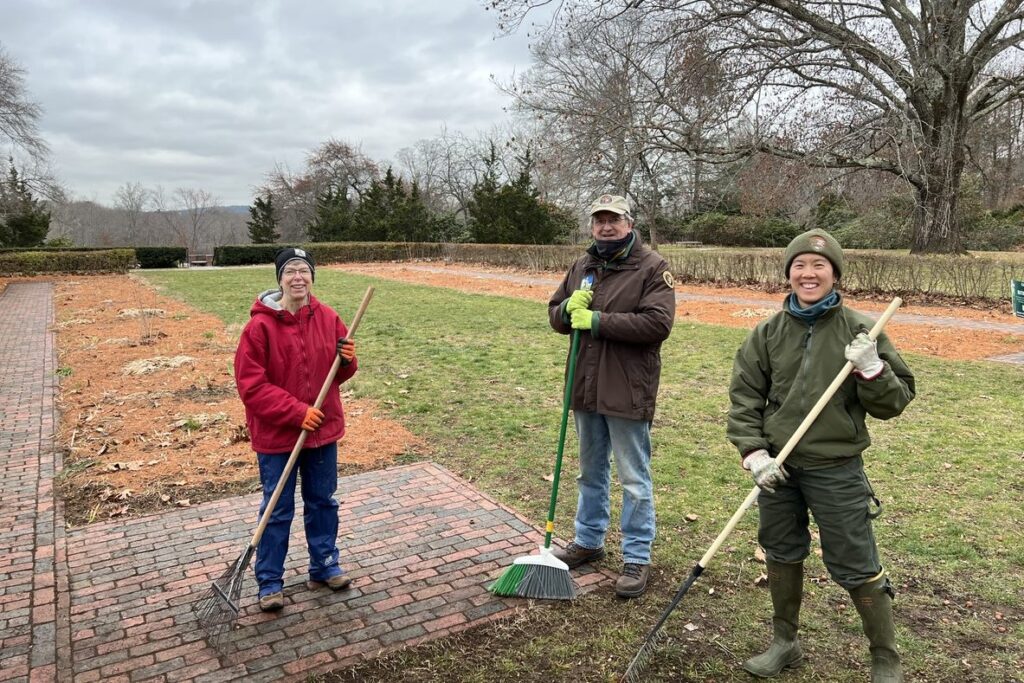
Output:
[849,575,903,683]
[743,560,804,678]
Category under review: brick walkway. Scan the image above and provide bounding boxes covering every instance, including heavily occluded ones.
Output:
[0,282,612,683]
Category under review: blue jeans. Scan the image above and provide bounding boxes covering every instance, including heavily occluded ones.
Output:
[255,442,343,597]
[572,411,655,565]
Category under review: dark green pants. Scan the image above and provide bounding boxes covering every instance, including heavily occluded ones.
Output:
[758,456,882,589]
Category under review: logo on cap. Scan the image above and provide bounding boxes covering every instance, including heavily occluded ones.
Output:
[810,236,827,251]
[294,248,307,258]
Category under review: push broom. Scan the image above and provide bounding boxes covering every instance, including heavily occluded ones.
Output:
[194,285,374,636]
[621,297,903,682]
[490,275,595,600]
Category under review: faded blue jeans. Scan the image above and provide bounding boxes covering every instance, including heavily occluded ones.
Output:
[255,442,344,597]
[572,411,655,565]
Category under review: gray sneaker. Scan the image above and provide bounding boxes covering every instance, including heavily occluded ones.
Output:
[615,563,650,598]
[552,542,606,569]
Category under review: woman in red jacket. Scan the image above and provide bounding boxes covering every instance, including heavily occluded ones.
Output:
[234,248,357,612]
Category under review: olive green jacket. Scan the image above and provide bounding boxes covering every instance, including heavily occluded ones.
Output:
[727,299,915,469]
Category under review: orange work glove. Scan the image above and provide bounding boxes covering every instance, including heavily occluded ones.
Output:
[336,337,356,366]
[301,406,324,431]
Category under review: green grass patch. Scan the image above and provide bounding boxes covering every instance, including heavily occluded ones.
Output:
[140,267,1024,682]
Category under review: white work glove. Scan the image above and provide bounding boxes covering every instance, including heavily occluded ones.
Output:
[743,449,788,494]
[845,332,884,379]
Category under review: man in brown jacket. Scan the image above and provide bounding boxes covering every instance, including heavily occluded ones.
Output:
[547,194,676,597]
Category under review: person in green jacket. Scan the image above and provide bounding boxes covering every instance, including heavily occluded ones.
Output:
[727,229,915,682]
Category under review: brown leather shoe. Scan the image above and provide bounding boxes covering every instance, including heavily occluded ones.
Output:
[552,542,606,569]
[615,563,650,598]
[258,591,284,612]
[307,574,352,591]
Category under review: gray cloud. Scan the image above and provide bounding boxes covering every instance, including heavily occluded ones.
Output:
[1,0,534,204]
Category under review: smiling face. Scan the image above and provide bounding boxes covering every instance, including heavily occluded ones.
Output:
[279,259,313,307]
[590,210,633,241]
[788,253,836,307]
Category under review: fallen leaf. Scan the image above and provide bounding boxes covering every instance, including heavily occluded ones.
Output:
[542,473,554,482]
[754,573,768,587]
[754,546,766,563]
[160,494,171,503]
[684,622,699,631]
[685,513,699,522]
[175,499,191,507]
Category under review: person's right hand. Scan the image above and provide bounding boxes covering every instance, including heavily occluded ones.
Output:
[565,289,593,315]
[743,449,788,493]
[301,406,324,431]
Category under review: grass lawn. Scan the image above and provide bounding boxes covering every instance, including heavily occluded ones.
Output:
[141,268,1024,682]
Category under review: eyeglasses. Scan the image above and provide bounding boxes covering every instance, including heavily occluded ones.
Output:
[592,215,626,227]
[282,268,312,277]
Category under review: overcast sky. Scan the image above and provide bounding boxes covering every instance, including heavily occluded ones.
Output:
[1,0,536,206]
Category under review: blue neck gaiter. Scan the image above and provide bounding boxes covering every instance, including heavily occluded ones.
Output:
[787,289,840,324]
[594,232,634,260]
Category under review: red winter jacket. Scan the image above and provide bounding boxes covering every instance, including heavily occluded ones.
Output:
[234,290,357,453]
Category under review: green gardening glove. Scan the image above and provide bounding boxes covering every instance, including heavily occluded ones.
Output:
[565,289,594,315]
[570,307,596,330]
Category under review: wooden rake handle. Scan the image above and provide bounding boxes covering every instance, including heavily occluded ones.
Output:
[697,296,903,569]
[248,285,375,548]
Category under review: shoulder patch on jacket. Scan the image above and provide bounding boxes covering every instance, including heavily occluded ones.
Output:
[662,271,675,288]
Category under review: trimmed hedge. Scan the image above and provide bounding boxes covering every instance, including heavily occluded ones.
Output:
[664,248,1023,301]
[0,249,136,275]
[209,242,1021,302]
[136,247,187,269]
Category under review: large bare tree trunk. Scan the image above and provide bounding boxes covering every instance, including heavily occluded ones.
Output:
[911,108,968,254]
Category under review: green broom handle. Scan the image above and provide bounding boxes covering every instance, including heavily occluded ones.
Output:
[248,285,375,549]
[543,328,581,549]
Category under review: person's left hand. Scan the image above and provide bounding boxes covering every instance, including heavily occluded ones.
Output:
[570,308,594,330]
[337,337,356,366]
[845,332,883,378]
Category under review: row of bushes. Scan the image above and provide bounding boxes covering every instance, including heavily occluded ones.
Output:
[665,249,1022,301]
[0,249,137,275]
[2,242,1018,303]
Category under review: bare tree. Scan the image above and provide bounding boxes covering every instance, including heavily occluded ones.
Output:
[152,186,219,256]
[113,182,150,246]
[493,1,1024,253]
[501,11,747,244]
[261,138,380,241]
[0,45,47,163]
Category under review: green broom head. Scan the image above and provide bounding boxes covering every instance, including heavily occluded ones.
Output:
[489,546,577,600]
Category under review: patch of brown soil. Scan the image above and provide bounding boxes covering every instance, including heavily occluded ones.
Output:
[52,274,423,526]
[334,262,1024,361]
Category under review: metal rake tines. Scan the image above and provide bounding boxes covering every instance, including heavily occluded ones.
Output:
[193,546,253,631]
[621,628,668,683]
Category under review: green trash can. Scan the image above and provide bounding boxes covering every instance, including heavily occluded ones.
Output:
[1013,279,1024,319]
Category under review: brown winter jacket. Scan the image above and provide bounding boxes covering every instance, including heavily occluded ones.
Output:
[548,234,676,422]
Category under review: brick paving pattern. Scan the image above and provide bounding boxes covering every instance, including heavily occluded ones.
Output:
[0,283,61,683]
[0,282,611,683]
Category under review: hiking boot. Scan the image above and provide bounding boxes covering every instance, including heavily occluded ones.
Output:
[307,574,352,591]
[553,542,606,569]
[615,563,650,598]
[258,591,283,612]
